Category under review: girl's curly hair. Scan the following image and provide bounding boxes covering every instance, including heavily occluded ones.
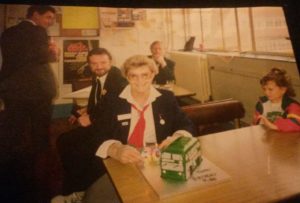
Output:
[260,68,296,97]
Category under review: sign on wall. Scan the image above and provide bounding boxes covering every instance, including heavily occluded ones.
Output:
[99,8,146,28]
[63,39,99,84]
[61,6,99,37]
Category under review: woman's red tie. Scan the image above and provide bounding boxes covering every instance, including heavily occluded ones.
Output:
[128,104,149,148]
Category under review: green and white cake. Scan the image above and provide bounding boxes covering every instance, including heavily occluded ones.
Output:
[160,136,202,181]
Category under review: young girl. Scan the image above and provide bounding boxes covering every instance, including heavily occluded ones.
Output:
[253,68,300,132]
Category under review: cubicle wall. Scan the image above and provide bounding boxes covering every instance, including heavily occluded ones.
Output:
[169,51,211,103]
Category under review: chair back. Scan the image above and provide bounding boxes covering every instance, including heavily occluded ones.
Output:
[72,78,92,91]
[181,98,245,135]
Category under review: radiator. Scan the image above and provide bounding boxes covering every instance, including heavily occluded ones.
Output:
[169,51,211,103]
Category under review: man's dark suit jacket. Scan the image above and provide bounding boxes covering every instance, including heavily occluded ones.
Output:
[148,56,176,85]
[87,66,128,123]
[0,20,56,102]
[98,89,196,145]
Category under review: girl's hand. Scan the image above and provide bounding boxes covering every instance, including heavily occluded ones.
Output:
[258,115,279,130]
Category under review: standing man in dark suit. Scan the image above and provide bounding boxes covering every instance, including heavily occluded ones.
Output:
[0,5,58,203]
[149,41,176,85]
[53,48,127,202]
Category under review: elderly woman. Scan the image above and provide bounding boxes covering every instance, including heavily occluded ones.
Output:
[95,55,195,164]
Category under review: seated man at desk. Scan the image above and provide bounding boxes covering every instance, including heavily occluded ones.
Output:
[53,48,127,202]
[68,48,127,125]
[149,41,176,85]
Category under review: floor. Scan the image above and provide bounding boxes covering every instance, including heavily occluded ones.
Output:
[1,117,74,203]
[47,118,121,203]
[45,118,75,201]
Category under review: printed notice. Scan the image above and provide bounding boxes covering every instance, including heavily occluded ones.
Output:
[140,156,231,199]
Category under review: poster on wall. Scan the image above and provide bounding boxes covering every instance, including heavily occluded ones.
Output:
[117,8,135,27]
[63,39,99,84]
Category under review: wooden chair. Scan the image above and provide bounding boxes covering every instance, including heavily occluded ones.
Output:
[72,78,92,92]
[181,98,245,135]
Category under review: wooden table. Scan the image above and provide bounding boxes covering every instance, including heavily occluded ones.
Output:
[103,125,300,203]
[63,84,195,99]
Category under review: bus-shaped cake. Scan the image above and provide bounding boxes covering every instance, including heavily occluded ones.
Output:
[160,136,202,181]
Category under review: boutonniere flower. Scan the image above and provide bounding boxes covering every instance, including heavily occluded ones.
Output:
[102,89,107,96]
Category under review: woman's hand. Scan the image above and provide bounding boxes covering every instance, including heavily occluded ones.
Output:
[108,143,144,164]
[258,115,279,130]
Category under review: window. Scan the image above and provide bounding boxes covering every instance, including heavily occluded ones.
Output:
[222,8,238,51]
[201,8,223,50]
[237,8,253,52]
[251,7,292,54]
[167,7,293,56]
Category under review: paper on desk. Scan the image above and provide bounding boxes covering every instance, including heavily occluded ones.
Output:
[63,86,92,99]
[139,157,231,199]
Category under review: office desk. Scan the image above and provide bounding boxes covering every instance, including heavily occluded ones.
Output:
[156,84,196,98]
[103,126,300,203]
[63,84,196,99]
[63,86,92,99]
